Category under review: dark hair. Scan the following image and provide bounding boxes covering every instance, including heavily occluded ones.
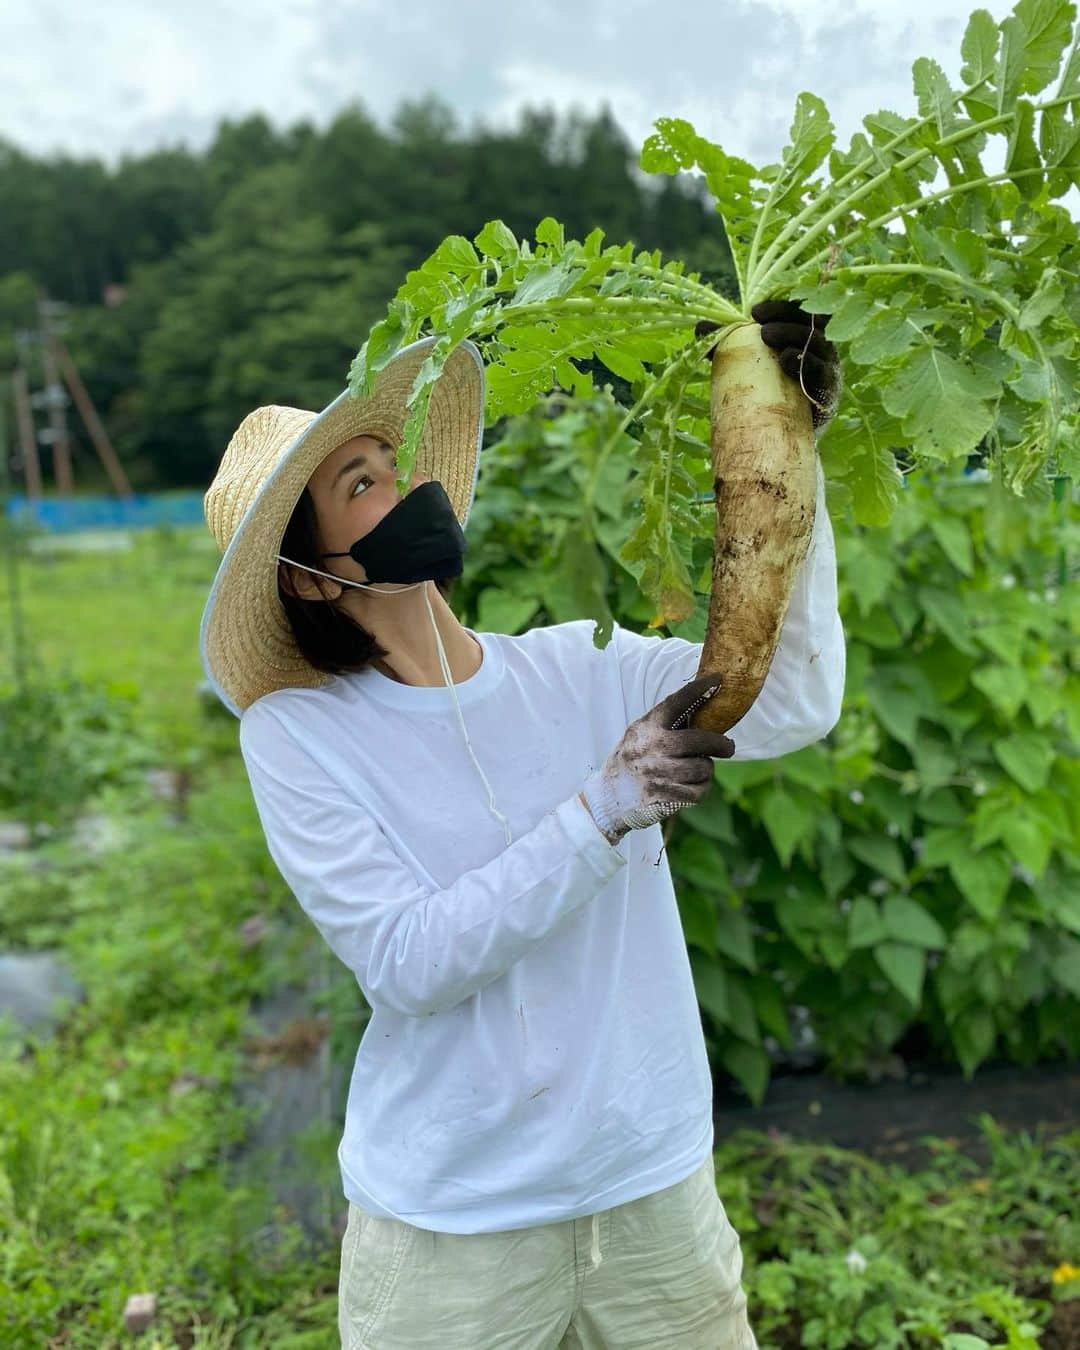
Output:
[276,487,456,676]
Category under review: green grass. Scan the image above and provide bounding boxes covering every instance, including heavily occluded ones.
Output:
[2,524,222,756]
[0,524,1076,1346]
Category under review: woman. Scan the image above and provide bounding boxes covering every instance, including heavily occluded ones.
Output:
[200,313,844,1348]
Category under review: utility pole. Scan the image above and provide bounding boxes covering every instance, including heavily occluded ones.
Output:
[1,376,29,697]
[52,336,132,497]
[10,359,42,499]
[36,294,74,494]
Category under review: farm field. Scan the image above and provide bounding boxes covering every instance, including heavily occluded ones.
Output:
[0,524,1076,1348]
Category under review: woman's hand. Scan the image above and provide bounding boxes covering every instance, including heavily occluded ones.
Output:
[696,300,843,432]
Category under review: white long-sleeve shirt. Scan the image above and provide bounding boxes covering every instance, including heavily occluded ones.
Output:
[238,462,845,1233]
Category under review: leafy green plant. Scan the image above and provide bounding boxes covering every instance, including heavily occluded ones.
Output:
[350,0,1080,650]
[714,1115,1079,1348]
[0,668,162,830]
[453,395,1079,1101]
[676,466,1078,1098]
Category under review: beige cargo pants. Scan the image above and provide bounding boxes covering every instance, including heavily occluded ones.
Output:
[337,1152,758,1348]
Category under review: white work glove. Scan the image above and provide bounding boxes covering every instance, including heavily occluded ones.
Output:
[580,673,735,845]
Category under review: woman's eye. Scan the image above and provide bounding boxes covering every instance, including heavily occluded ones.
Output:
[350,476,373,497]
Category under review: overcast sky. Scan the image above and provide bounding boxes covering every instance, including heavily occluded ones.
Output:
[3,0,1022,171]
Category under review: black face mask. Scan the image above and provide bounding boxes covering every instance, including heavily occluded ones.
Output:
[321,479,467,584]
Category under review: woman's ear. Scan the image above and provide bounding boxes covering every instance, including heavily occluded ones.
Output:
[278,561,341,602]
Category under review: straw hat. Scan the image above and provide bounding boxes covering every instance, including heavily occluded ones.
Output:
[200,336,485,718]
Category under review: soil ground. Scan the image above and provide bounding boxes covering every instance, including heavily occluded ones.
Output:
[713,1058,1080,1168]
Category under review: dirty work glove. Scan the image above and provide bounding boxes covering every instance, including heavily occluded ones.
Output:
[580,674,736,846]
[695,299,843,433]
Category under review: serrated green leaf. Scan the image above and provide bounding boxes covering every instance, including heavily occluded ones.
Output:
[1005,98,1043,200]
[881,348,999,461]
[535,216,565,248]
[474,219,518,258]
[824,291,877,343]
[960,9,1000,84]
[1012,0,1076,96]
[1018,267,1066,330]
[914,57,960,138]
[849,309,926,365]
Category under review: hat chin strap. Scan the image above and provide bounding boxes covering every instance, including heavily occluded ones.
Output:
[275,554,513,846]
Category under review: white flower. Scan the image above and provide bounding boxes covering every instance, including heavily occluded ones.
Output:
[1001,573,1016,589]
[869,878,891,896]
[845,1249,869,1274]
[886,822,901,837]
[849,789,865,804]
[1011,863,1036,886]
[972,780,988,797]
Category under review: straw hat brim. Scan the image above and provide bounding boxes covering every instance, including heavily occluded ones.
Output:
[200,337,484,718]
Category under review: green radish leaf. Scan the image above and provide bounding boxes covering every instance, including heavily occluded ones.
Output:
[1018,267,1066,330]
[848,308,926,365]
[1006,98,1043,200]
[770,93,835,220]
[993,730,1056,791]
[960,9,1001,84]
[1012,0,1077,96]
[914,57,960,138]
[881,348,1000,461]
[874,941,927,1005]
[474,219,518,259]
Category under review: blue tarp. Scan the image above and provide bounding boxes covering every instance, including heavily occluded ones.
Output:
[4,492,206,534]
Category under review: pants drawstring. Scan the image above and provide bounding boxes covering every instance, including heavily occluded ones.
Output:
[590,1211,602,1270]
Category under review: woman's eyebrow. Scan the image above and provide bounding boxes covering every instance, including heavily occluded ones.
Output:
[331,443,394,491]
[331,455,369,490]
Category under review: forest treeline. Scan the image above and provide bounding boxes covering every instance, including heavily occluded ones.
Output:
[0,97,735,490]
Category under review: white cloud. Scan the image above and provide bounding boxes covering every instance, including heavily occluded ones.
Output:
[0,0,1051,191]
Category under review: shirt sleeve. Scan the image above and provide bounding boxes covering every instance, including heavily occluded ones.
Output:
[238,703,627,1018]
[612,456,846,759]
